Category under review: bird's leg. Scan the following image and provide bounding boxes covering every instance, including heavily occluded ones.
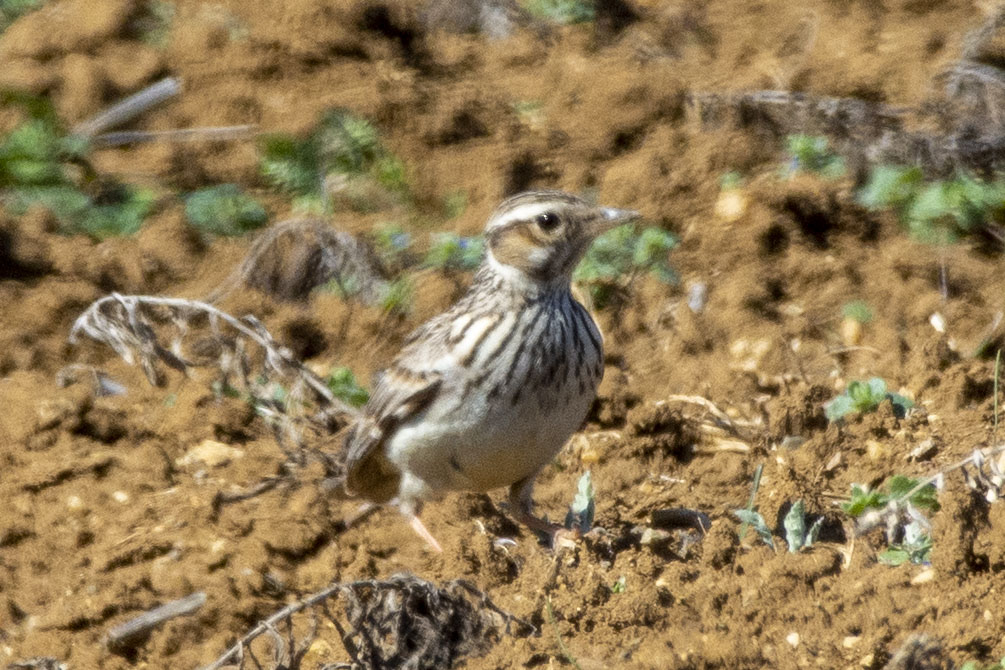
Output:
[406,512,443,553]
[397,477,444,553]
[507,475,569,545]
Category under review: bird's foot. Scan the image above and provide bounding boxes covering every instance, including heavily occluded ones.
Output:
[406,512,444,553]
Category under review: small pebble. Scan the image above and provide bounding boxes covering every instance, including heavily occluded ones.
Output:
[786,632,800,648]
[112,491,129,504]
[843,635,861,648]
[911,568,935,585]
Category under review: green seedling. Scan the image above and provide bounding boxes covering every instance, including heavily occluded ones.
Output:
[574,224,678,309]
[783,134,845,179]
[371,223,413,269]
[610,576,627,594]
[878,520,932,566]
[719,170,744,190]
[734,463,775,549]
[184,184,267,237]
[841,475,940,518]
[260,109,408,213]
[379,276,415,316]
[841,300,873,324]
[324,367,369,408]
[843,475,938,566]
[0,98,157,238]
[859,165,1005,245]
[783,500,823,553]
[520,0,595,24]
[424,232,484,272]
[563,470,595,534]
[824,377,913,421]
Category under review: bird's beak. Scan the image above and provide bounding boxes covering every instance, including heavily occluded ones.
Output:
[594,206,641,233]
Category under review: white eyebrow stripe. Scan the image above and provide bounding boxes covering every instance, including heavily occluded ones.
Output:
[488,202,554,231]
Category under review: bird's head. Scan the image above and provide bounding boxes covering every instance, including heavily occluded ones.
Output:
[484,190,639,288]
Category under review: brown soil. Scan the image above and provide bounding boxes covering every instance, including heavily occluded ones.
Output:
[2,0,1005,668]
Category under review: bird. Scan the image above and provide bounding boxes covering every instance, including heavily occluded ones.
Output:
[341,190,639,551]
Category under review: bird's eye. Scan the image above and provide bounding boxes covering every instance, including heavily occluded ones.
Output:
[535,212,560,232]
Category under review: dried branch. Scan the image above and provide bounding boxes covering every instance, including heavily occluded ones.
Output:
[69,294,359,465]
[201,574,533,670]
[91,124,258,147]
[72,77,182,137]
[106,592,207,650]
[204,219,390,305]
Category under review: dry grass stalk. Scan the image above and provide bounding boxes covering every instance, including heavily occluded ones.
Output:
[201,574,533,670]
[72,77,182,137]
[106,592,207,650]
[69,293,358,466]
[205,219,390,305]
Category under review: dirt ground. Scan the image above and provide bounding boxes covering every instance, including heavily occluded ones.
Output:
[2,0,1005,668]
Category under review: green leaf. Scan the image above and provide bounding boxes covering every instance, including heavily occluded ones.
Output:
[325,366,369,408]
[877,546,911,566]
[379,276,414,315]
[857,165,924,211]
[824,394,853,421]
[185,184,268,236]
[733,509,775,549]
[841,300,873,324]
[841,484,885,517]
[784,500,807,553]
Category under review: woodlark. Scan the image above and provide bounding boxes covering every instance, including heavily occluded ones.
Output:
[342,190,639,550]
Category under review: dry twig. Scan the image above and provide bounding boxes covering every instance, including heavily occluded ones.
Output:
[72,77,182,137]
[69,293,358,466]
[106,592,207,650]
[201,574,533,670]
[205,219,390,305]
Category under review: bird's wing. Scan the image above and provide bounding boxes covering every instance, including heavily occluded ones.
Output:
[343,321,447,503]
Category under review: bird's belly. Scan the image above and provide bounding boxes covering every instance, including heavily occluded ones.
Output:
[385,376,595,494]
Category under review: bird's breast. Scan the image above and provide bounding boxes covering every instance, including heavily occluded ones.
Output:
[386,292,604,494]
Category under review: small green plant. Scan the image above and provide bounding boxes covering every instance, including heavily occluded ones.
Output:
[379,276,415,316]
[563,470,595,534]
[574,225,678,309]
[184,184,267,236]
[783,500,823,553]
[259,109,408,213]
[424,232,484,272]
[783,134,845,179]
[371,223,413,269]
[843,475,939,566]
[878,523,932,566]
[0,97,156,238]
[734,463,775,549]
[610,576,627,594]
[858,165,1005,245]
[824,377,913,421]
[1,0,45,33]
[324,367,369,408]
[841,475,940,518]
[841,300,873,324]
[719,170,744,190]
[520,0,595,24]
